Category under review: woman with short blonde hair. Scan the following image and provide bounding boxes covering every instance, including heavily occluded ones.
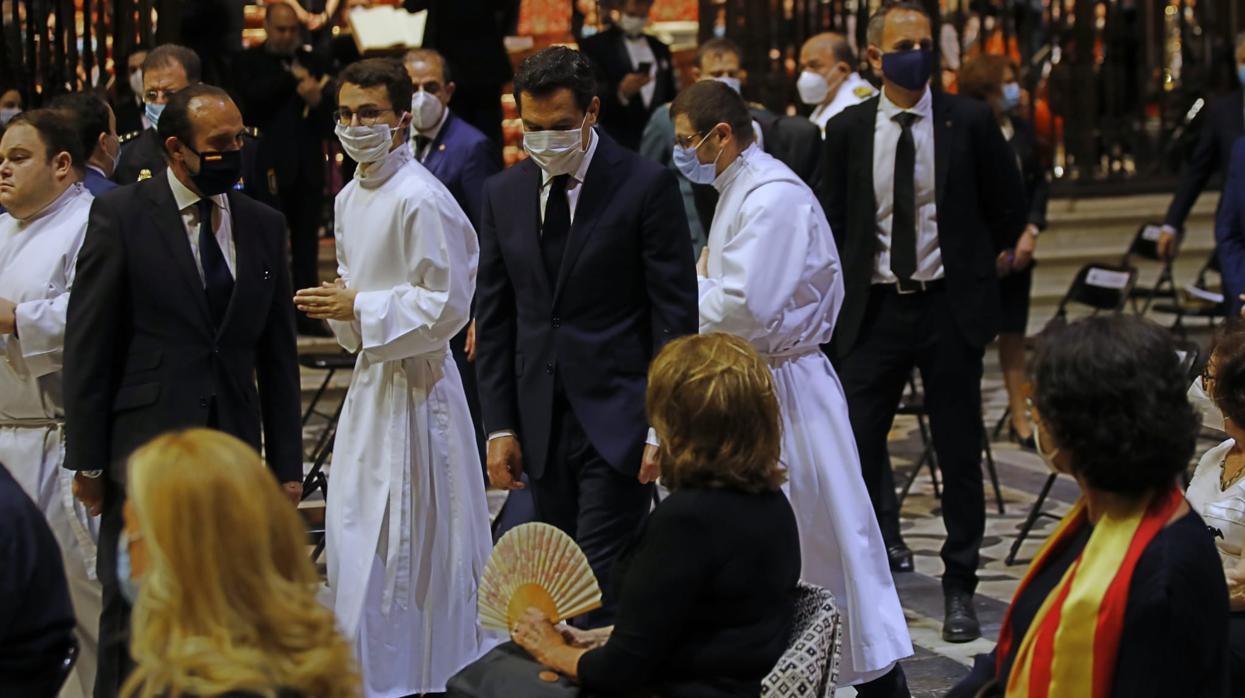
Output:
[512,333,802,698]
[120,429,359,698]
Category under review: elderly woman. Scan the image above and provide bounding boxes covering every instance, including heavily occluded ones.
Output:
[948,315,1227,698]
[511,333,802,697]
[118,430,359,698]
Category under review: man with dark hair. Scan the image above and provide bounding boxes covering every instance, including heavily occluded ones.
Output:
[476,46,698,624]
[233,2,335,335]
[799,32,877,135]
[640,38,822,253]
[671,79,914,696]
[113,44,201,184]
[294,56,492,696]
[65,83,303,698]
[0,108,100,698]
[580,0,677,150]
[821,0,1026,646]
[50,92,121,195]
[404,47,501,466]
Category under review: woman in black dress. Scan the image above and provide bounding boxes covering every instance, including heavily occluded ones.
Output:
[511,333,803,698]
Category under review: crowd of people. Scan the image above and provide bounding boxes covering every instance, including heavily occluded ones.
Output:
[3,0,1245,697]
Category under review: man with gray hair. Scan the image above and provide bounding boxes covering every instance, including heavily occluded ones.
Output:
[798,31,877,136]
[1157,31,1245,260]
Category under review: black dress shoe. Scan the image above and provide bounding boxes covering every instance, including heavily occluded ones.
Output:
[943,590,981,643]
[886,542,914,573]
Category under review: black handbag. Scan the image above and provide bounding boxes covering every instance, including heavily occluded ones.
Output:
[446,642,583,698]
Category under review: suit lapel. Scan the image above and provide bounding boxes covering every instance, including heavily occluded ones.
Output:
[423,113,452,174]
[143,178,211,326]
[516,161,551,299]
[856,98,879,262]
[553,134,613,304]
[217,192,257,337]
[933,93,951,210]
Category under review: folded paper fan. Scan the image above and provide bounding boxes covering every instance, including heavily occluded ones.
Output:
[478,522,602,632]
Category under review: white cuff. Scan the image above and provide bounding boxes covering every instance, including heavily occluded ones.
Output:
[488,430,517,441]
[645,427,659,447]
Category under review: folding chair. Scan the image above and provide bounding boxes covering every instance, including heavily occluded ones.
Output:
[1125,222,1177,315]
[298,351,356,462]
[895,371,1005,515]
[1150,251,1224,338]
[1005,262,1138,564]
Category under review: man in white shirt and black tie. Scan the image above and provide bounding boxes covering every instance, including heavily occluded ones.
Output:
[819,0,1026,645]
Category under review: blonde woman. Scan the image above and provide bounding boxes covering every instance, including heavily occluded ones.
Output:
[119,430,359,698]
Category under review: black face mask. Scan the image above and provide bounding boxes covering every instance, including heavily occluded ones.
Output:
[186,146,242,196]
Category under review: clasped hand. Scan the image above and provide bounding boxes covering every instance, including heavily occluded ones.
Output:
[294,278,357,321]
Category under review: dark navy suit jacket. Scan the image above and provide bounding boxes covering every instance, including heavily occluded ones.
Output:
[1215,138,1245,316]
[83,167,118,197]
[418,110,502,227]
[475,131,698,478]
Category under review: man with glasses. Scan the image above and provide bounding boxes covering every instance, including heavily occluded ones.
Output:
[293,58,492,697]
[233,2,334,334]
[64,84,303,698]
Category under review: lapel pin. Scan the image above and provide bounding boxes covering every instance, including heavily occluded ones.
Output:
[439,144,446,152]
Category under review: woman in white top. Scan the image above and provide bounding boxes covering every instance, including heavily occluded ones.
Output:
[1185,323,1245,695]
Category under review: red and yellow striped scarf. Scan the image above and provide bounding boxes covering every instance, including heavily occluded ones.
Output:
[996,486,1184,698]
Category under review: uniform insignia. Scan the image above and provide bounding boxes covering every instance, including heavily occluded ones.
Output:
[854,85,877,98]
[137,168,152,181]
[244,126,262,138]
[119,131,141,144]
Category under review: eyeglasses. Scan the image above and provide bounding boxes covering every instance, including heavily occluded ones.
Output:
[143,87,180,102]
[1203,362,1218,396]
[333,107,395,126]
[674,133,704,149]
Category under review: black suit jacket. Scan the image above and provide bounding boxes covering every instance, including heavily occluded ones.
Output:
[63,176,302,484]
[820,92,1027,357]
[1009,116,1051,231]
[1166,89,1245,230]
[475,132,697,478]
[581,27,677,151]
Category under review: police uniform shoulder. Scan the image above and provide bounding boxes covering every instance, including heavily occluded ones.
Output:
[119,131,143,144]
[854,84,877,99]
[243,126,262,139]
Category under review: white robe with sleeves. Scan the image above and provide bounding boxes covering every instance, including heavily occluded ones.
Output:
[698,145,912,686]
[0,183,100,698]
[325,146,495,697]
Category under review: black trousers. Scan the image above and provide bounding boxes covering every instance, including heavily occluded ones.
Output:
[278,177,324,303]
[529,384,652,628]
[1231,611,1245,697]
[93,480,131,698]
[837,286,986,594]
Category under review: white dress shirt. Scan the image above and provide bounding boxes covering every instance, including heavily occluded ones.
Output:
[166,167,236,283]
[871,86,942,284]
[620,35,657,109]
[538,128,599,226]
[810,72,877,135]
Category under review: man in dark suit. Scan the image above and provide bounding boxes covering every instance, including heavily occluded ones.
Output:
[476,47,698,622]
[820,0,1025,646]
[64,84,303,698]
[581,0,677,151]
[233,2,335,334]
[1158,34,1245,259]
[405,47,502,464]
[49,92,121,197]
[1215,139,1245,317]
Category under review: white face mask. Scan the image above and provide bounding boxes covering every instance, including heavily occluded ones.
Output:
[335,122,395,164]
[522,115,588,176]
[619,13,647,37]
[129,70,144,97]
[1032,417,1062,474]
[104,134,122,175]
[1190,376,1226,432]
[410,90,444,132]
[797,70,829,105]
[0,107,20,127]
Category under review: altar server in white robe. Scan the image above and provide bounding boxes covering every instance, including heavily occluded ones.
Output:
[0,109,101,698]
[670,81,913,695]
[293,59,494,697]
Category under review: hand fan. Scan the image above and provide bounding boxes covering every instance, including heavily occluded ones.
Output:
[478,522,602,631]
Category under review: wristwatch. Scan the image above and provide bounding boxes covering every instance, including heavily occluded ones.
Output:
[79,469,104,479]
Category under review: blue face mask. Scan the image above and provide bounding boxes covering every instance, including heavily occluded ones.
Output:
[1000,82,1022,112]
[117,531,140,606]
[1238,65,1245,88]
[672,129,722,185]
[881,48,934,91]
[144,102,165,129]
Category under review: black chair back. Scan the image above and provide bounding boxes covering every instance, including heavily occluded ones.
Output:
[1125,223,1164,262]
[1045,262,1139,334]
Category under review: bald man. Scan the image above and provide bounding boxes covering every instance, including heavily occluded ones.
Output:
[798,32,877,136]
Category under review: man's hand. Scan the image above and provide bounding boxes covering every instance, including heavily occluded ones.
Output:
[1012,225,1039,272]
[487,435,525,490]
[294,280,357,321]
[296,76,324,108]
[619,72,652,99]
[696,247,709,277]
[995,250,1013,278]
[282,481,303,506]
[0,297,15,334]
[465,319,477,362]
[72,473,105,517]
[1157,225,1180,260]
[306,11,329,30]
[638,443,660,484]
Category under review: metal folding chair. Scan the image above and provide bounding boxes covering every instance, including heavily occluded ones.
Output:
[1124,222,1177,315]
[298,351,356,462]
[1151,251,1224,338]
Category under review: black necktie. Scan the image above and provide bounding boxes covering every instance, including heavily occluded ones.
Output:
[541,174,571,286]
[891,111,918,283]
[414,135,431,159]
[197,198,234,326]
